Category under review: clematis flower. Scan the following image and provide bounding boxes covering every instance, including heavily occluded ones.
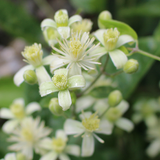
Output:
[39,68,85,111]
[132,98,160,127]
[94,100,134,132]
[64,111,113,157]
[71,19,93,33]
[0,98,41,134]
[146,122,160,158]
[51,31,104,77]
[2,153,16,160]
[8,117,52,160]
[41,9,82,39]
[13,43,54,86]
[94,28,134,69]
[39,130,80,160]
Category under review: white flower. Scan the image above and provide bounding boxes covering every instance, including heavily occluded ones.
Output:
[64,112,113,157]
[41,9,82,39]
[132,98,160,127]
[51,31,104,77]
[94,28,134,69]
[146,123,160,158]
[39,130,80,160]
[8,117,52,160]
[39,68,85,111]
[0,98,41,134]
[95,100,134,132]
[14,43,54,86]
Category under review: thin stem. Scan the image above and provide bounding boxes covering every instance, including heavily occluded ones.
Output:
[104,70,123,77]
[77,54,109,97]
[34,0,55,18]
[99,106,111,118]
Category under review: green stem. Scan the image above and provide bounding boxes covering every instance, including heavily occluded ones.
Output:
[77,54,109,97]
[99,106,111,118]
[104,70,123,77]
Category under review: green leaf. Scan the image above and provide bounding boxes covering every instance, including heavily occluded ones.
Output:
[0,0,41,43]
[98,19,138,40]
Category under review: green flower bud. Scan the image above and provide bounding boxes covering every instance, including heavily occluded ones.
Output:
[108,90,122,107]
[105,108,122,122]
[123,59,139,74]
[54,10,69,27]
[23,70,37,85]
[98,10,112,29]
[49,98,63,116]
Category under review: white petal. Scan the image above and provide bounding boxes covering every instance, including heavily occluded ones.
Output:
[35,66,51,85]
[42,55,56,65]
[109,49,128,69]
[68,63,81,77]
[41,18,57,30]
[68,75,85,89]
[93,29,106,46]
[56,130,67,141]
[13,65,34,86]
[64,119,84,135]
[115,118,134,132]
[59,153,70,160]
[13,98,25,106]
[116,35,134,48]
[145,115,159,128]
[95,119,113,135]
[50,56,69,74]
[116,100,129,115]
[40,151,58,160]
[89,46,107,59]
[79,112,92,120]
[76,96,95,113]
[58,90,72,111]
[146,140,160,158]
[82,134,94,157]
[4,153,16,160]
[0,108,14,119]
[65,145,80,156]
[54,68,68,76]
[93,99,108,114]
[132,113,143,124]
[57,27,70,39]
[25,102,41,115]
[68,15,82,26]
[2,120,19,134]
[38,138,53,150]
[39,81,58,97]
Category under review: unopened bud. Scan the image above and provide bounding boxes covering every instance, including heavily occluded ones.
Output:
[23,70,37,85]
[49,98,63,116]
[98,10,112,29]
[108,90,122,107]
[123,59,139,74]
[106,108,121,122]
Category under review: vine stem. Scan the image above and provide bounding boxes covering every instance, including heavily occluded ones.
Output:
[104,70,123,77]
[77,54,109,97]
[127,48,160,61]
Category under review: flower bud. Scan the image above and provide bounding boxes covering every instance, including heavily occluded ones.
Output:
[98,10,112,29]
[49,98,63,116]
[105,108,121,122]
[108,90,122,107]
[54,9,69,27]
[23,70,37,85]
[123,59,139,74]
[103,28,120,51]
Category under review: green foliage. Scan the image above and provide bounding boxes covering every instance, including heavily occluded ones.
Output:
[0,0,41,43]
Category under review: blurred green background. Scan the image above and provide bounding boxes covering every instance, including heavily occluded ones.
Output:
[0,0,160,159]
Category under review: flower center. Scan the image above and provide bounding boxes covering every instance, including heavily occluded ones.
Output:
[69,39,82,58]
[105,108,121,122]
[54,10,68,27]
[10,103,25,119]
[52,74,68,90]
[52,137,66,153]
[82,112,100,132]
[22,43,43,67]
[21,128,33,142]
[103,28,120,51]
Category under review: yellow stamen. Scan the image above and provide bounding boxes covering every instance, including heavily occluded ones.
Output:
[52,137,66,153]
